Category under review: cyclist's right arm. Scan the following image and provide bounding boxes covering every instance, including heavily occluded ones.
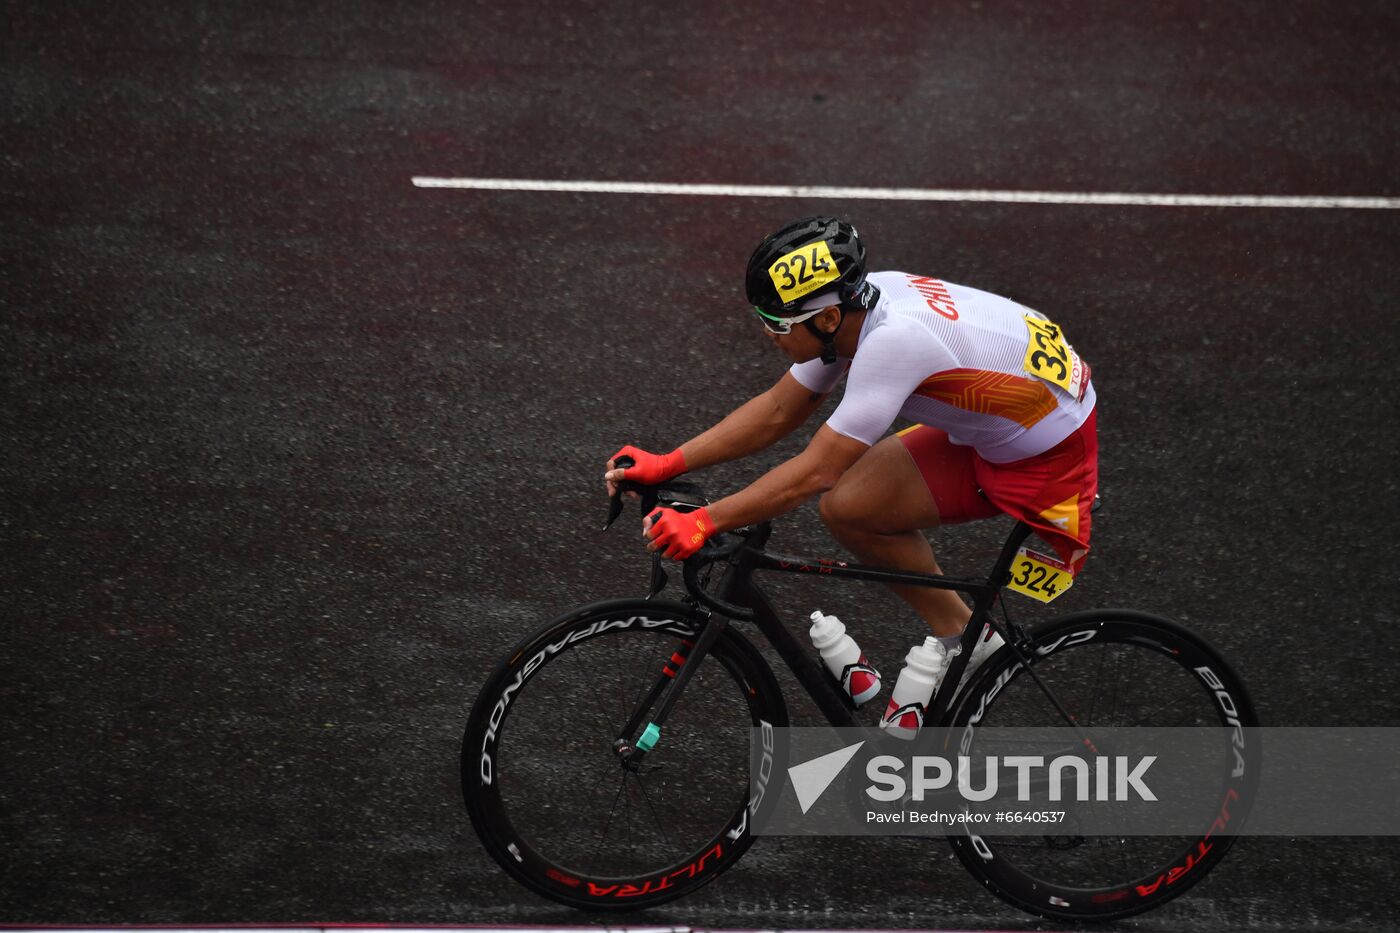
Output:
[605,372,827,489]
[678,371,828,470]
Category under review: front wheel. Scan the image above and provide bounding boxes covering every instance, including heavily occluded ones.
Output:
[947,610,1259,922]
[462,598,788,910]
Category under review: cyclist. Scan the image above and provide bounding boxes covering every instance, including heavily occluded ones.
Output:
[605,215,1098,688]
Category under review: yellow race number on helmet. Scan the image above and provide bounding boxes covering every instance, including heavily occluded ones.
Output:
[766,240,841,303]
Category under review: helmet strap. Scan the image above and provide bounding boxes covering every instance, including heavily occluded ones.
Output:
[804,309,845,366]
[841,279,881,313]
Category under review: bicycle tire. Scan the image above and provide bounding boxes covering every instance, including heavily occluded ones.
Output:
[462,598,788,910]
[945,610,1259,922]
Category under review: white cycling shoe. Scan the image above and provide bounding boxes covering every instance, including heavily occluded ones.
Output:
[953,623,1005,693]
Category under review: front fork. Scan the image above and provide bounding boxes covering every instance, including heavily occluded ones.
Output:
[612,610,729,766]
[614,537,756,764]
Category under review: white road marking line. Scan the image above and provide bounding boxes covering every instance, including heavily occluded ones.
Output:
[22,928,1003,933]
[411,176,1400,210]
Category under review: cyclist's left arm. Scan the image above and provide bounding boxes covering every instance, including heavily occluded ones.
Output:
[710,425,868,531]
[709,324,929,530]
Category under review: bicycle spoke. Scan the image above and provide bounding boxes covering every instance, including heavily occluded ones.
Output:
[576,756,627,857]
[632,770,674,852]
[589,767,631,877]
[1082,645,1104,727]
[569,636,620,744]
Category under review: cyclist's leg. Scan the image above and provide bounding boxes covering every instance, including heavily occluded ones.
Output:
[818,427,997,636]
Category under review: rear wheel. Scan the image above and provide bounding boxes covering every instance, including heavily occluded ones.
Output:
[947,610,1258,921]
[462,599,787,909]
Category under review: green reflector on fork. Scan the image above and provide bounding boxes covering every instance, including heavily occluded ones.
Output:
[637,723,661,751]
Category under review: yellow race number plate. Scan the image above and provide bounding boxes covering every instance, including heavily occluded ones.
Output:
[1022,314,1089,399]
[768,240,841,303]
[1007,547,1074,603]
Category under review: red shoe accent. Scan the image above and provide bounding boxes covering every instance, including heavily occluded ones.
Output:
[883,700,924,731]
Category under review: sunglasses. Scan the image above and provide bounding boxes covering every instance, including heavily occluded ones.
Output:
[752,304,829,335]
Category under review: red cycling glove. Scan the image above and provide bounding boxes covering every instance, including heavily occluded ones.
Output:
[609,445,687,484]
[646,507,716,560]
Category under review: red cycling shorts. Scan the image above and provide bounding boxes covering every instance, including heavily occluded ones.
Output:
[897,409,1099,573]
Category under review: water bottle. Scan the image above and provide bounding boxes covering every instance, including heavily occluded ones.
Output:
[880,636,947,740]
[808,610,882,705]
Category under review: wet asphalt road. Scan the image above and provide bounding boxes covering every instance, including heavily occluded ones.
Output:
[4,2,1400,930]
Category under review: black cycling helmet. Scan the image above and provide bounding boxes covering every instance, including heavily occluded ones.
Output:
[744,216,878,317]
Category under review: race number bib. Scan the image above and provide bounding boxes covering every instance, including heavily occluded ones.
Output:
[1022,314,1090,400]
[768,240,841,303]
[1007,547,1074,603]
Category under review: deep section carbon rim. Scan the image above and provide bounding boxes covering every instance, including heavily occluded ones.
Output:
[462,599,786,909]
[948,610,1258,921]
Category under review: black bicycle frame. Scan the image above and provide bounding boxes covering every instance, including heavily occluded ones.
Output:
[723,520,1033,726]
[622,519,1040,760]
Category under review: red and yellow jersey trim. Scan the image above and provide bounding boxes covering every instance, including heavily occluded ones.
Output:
[913,369,1059,430]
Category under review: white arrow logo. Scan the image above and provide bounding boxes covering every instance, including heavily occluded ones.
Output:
[788,741,865,814]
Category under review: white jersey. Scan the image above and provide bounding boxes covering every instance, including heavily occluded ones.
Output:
[790,271,1096,463]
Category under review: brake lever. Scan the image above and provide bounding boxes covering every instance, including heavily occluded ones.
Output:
[603,455,637,531]
[646,552,669,599]
[603,493,624,532]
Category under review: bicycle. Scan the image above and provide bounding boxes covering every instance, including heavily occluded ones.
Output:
[461,467,1259,922]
